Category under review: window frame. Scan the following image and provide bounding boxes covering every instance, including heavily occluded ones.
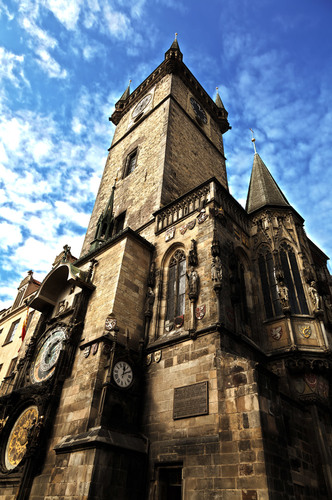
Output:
[3,319,20,345]
[124,149,138,178]
[165,250,186,324]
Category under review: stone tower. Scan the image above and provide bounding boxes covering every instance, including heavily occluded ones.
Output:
[0,38,331,500]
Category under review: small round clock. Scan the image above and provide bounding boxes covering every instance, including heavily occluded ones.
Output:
[131,93,152,119]
[5,406,38,470]
[113,360,133,388]
[190,97,207,124]
[30,327,66,383]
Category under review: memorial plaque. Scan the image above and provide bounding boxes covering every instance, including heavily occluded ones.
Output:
[173,381,208,419]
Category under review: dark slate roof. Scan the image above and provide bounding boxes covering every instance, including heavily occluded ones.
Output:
[119,83,131,101]
[215,88,225,109]
[246,153,289,213]
[170,35,181,51]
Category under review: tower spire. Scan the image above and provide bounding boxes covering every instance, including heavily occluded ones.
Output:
[119,79,131,101]
[215,87,225,110]
[246,152,289,214]
[165,33,183,61]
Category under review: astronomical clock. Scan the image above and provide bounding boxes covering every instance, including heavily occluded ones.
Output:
[0,259,95,498]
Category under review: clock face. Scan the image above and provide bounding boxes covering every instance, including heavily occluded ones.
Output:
[31,328,66,383]
[5,406,38,470]
[131,93,152,119]
[190,97,207,124]
[113,361,133,388]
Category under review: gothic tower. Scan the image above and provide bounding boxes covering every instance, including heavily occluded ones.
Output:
[0,38,331,500]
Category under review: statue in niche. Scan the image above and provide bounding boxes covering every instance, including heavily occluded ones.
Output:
[144,286,155,317]
[308,281,321,311]
[278,280,290,310]
[188,239,198,267]
[187,266,199,300]
[211,256,222,283]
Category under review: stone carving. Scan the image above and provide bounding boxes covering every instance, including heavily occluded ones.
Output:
[278,280,290,312]
[308,281,321,311]
[197,209,208,224]
[188,239,198,267]
[165,227,175,242]
[153,350,162,363]
[211,256,222,283]
[28,415,44,449]
[187,266,199,300]
[195,305,206,320]
[270,326,282,341]
[165,320,174,332]
[144,287,155,317]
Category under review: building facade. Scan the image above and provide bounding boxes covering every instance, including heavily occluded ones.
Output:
[0,39,331,500]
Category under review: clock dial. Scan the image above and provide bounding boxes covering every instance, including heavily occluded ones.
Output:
[5,406,38,470]
[131,94,152,119]
[190,97,207,124]
[31,328,66,383]
[113,361,133,388]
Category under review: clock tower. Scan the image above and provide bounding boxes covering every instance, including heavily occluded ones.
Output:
[81,36,230,256]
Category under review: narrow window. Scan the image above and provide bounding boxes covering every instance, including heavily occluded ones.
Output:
[12,287,25,309]
[125,149,137,177]
[166,250,186,322]
[258,249,282,319]
[114,211,126,234]
[239,264,249,324]
[280,245,308,314]
[5,357,17,378]
[4,319,20,345]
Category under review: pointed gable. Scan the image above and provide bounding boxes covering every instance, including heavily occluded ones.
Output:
[246,153,289,213]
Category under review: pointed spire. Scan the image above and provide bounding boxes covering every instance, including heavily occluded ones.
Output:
[119,80,131,101]
[103,175,117,218]
[165,33,183,62]
[170,32,180,50]
[215,87,225,109]
[246,152,290,214]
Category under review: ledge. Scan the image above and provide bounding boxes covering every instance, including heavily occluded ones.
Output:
[54,426,149,455]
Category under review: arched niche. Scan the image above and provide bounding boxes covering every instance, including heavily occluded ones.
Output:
[29,263,88,313]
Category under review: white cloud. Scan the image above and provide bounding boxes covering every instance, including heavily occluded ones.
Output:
[0,222,23,249]
[0,47,25,87]
[21,17,58,49]
[45,0,82,30]
[35,48,68,79]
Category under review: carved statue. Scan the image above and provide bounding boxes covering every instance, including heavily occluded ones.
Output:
[144,287,155,316]
[188,239,198,267]
[187,266,199,300]
[211,256,222,282]
[308,281,321,311]
[278,281,290,310]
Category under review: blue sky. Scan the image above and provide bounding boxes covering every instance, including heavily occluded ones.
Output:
[1,0,332,309]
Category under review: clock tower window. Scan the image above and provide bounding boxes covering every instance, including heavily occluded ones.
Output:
[124,149,137,177]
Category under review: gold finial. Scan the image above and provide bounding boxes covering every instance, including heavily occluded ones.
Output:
[250,128,257,154]
[216,86,219,92]
[175,33,178,40]
[129,79,132,84]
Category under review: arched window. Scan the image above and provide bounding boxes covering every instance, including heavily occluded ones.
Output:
[166,250,186,322]
[279,244,308,314]
[239,263,249,325]
[258,248,282,319]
